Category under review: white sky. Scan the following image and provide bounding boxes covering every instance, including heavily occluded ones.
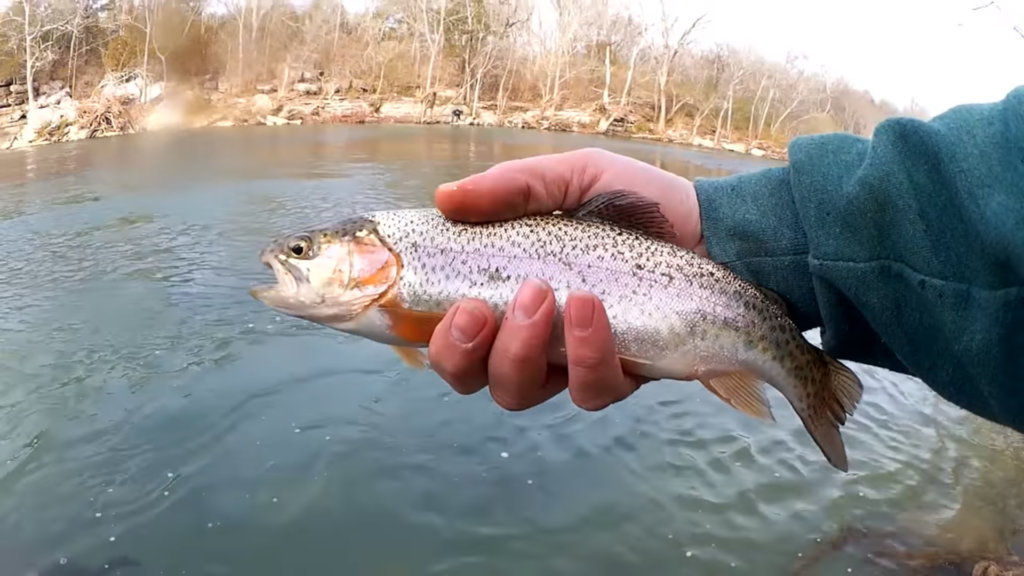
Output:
[342,0,1024,115]
[664,0,1024,115]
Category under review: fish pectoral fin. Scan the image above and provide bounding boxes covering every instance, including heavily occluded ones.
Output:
[565,190,679,244]
[377,299,446,346]
[700,371,776,422]
[391,345,429,369]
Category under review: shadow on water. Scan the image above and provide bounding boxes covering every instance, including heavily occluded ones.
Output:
[0,124,1017,576]
[794,417,1024,575]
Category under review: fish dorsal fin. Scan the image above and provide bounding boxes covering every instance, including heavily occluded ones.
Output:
[565,190,679,244]
[699,371,776,422]
[756,287,788,315]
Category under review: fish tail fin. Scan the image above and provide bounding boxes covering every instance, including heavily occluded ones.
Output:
[792,354,864,472]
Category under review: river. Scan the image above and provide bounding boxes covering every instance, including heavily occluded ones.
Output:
[0,125,1021,575]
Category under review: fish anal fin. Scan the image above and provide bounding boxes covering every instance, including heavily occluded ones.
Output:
[391,345,429,369]
[566,190,679,244]
[377,299,445,346]
[700,371,776,423]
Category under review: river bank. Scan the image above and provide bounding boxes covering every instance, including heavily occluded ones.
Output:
[0,77,788,161]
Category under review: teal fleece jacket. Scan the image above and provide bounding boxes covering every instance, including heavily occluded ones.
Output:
[694,86,1024,433]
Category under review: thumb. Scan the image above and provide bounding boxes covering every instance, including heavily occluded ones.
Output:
[435,149,602,223]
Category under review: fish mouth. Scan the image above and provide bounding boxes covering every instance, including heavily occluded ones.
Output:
[249,248,300,304]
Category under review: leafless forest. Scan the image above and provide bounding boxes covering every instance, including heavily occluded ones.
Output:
[0,0,933,146]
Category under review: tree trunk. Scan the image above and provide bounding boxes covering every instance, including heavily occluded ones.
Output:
[142,7,151,102]
[67,1,82,96]
[236,12,245,90]
[496,51,514,117]
[748,76,766,140]
[602,43,611,108]
[757,87,774,140]
[332,0,343,56]
[22,0,34,109]
[656,68,668,133]
[618,44,639,107]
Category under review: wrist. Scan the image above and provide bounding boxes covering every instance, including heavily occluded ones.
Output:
[693,167,821,330]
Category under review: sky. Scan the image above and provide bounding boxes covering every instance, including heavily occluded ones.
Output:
[340,0,1024,116]
[656,0,1024,115]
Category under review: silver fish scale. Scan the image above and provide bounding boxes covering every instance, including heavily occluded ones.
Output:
[367,208,790,364]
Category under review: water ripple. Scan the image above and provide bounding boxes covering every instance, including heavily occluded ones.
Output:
[0,125,1019,575]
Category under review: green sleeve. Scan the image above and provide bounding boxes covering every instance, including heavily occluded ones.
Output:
[693,86,1024,432]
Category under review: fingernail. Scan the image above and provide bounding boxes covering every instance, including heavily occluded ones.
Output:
[512,278,549,322]
[567,291,595,333]
[450,303,486,344]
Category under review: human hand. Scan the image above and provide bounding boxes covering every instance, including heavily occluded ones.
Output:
[428,147,703,412]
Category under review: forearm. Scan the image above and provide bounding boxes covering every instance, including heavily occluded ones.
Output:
[693,86,1024,431]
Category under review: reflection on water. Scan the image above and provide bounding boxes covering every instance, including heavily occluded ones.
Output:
[0,125,1017,576]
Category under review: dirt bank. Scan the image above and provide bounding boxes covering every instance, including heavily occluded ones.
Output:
[0,77,789,162]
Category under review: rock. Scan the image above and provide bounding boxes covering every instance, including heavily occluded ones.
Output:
[264,115,299,126]
[749,148,767,157]
[142,81,163,103]
[10,84,26,95]
[36,88,71,109]
[280,103,318,121]
[26,101,77,134]
[721,142,748,154]
[251,93,275,116]
[43,80,65,95]
[692,136,715,148]
[211,119,235,127]
[0,77,12,88]
[255,83,277,94]
[292,82,320,95]
[65,125,90,142]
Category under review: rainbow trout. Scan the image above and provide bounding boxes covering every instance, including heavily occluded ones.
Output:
[249,191,864,471]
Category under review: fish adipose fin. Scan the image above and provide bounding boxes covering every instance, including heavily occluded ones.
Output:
[565,190,679,244]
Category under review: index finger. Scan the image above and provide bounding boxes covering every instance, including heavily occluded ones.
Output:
[434,148,607,223]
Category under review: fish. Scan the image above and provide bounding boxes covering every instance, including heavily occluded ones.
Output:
[249,190,864,471]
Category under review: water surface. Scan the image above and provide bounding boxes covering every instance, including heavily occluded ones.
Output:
[0,125,1020,575]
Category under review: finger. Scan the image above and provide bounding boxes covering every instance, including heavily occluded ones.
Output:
[563,290,640,411]
[487,278,567,410]
[434,148,607,223]
[428,299,498,395]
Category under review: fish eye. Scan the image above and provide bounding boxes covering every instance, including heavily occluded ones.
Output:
[287,235,313,258]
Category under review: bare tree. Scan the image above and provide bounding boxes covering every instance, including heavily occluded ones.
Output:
[13,0,73,108]
[411,0,447,96]
[651,2,704,132]
[973,1,1024,40]
[0,0,919,154]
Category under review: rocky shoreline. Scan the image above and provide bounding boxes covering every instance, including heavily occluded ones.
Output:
[0,76,788,162]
